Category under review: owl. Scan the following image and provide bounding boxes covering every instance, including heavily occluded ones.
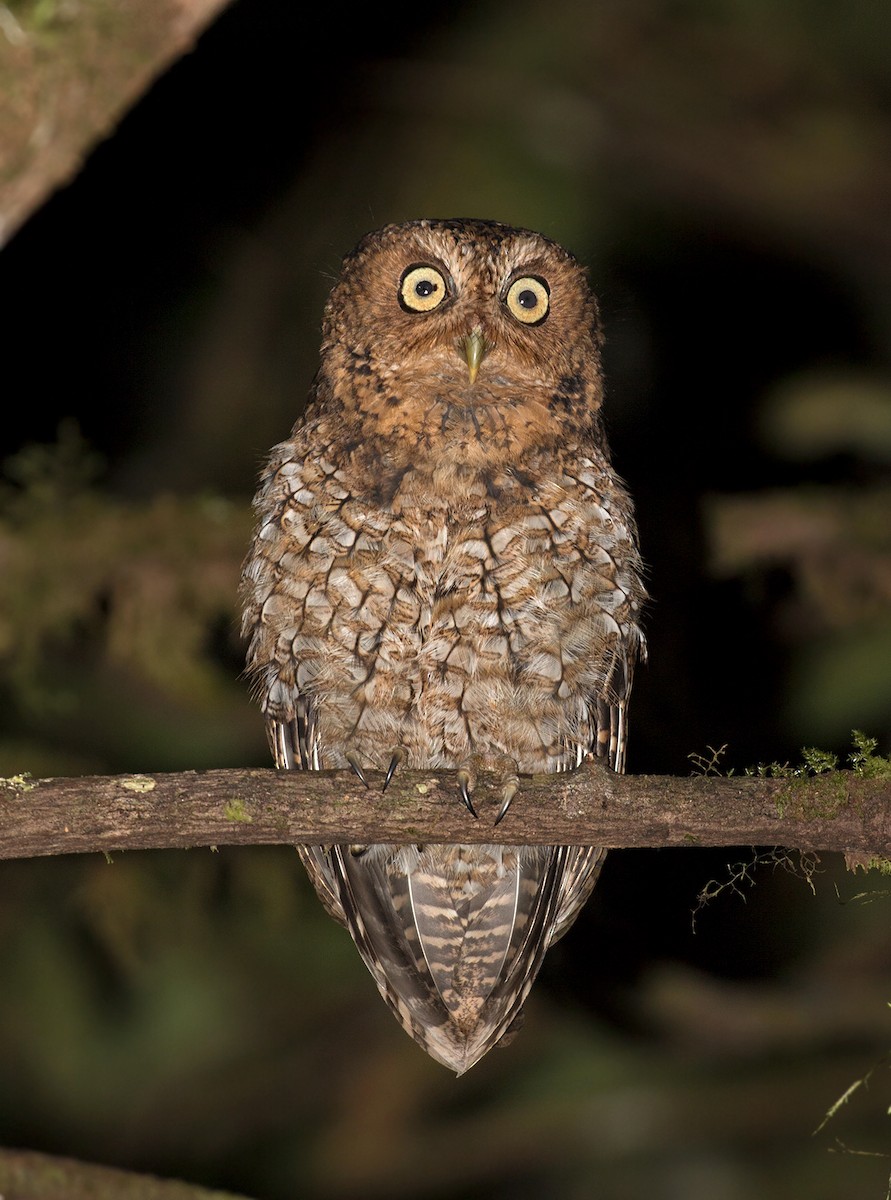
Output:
[241,218,645,1073]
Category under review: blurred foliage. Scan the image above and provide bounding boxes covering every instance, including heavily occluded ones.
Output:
[1,847,890,1199]
[1,0,891,1197]
[0,423,260,777]
[705,375,891,740]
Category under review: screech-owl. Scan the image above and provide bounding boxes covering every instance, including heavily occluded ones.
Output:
[241,218,645,1073]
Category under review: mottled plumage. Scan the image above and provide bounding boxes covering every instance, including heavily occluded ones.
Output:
[241,218,645,1072]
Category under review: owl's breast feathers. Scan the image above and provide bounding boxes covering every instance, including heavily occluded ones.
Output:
[243,422,643,777]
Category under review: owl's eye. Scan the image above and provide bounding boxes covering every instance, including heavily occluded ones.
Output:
[399,264,449,313]
[504,276,550,325]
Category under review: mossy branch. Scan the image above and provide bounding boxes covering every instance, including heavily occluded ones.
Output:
[0,0,232,245]
[0,763,888,866]
[0,1146,250,1200]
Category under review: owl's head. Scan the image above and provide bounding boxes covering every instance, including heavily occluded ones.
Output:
[319,219,604,423]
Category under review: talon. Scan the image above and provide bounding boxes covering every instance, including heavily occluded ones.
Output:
[383,747,407,792]
[494,780,518,825]
[456,769,478,819]
[345,750,370,788]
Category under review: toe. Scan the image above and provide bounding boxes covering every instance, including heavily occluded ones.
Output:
[383,747,407,791]
[345,750,370,788]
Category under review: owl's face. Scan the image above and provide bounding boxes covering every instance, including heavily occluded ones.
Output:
[321,219,603,414]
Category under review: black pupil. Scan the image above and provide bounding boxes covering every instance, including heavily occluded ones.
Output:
[415,279,437,297]
[518,288,538,308]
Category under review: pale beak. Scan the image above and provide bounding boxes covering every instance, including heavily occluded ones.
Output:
[461,327,489,384]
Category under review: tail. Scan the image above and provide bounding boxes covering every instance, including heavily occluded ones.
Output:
[268,714,608,1071]
[300,841,605,1073]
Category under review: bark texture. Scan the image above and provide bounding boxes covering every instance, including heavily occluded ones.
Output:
[1,763,888,864]
[0,0,231,245]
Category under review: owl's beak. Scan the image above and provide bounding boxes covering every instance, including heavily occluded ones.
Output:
[461,328,489,385]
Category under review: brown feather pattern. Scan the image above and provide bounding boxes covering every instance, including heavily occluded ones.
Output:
[241,219,645,1072]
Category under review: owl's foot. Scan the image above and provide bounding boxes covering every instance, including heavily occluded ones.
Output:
[455,769,478,819]
[455,755,520,823]
[383,746,407,792]
[491,755,521,825]
[345,750,370,788]
[494,777,518,826]
[345,746,408,792]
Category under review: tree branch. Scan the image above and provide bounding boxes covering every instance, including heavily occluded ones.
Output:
[0,1146,250,1200]
[0,0,232,246]
[1,764,888,866]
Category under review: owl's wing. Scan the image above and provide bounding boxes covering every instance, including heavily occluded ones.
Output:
[549,844,607,946]
[268,714,350,929]
[547,622,643,943]
[591,633,639,774]
[266,699,320,773]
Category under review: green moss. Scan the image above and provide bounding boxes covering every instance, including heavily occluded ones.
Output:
[849,730,891,778]
[0,772,35,792]
[744,732,887,782]
[735,732,888,821]
[800,746,839,774]
[850,856,891,876]
[120,775,156,794]
[224,799,253,825]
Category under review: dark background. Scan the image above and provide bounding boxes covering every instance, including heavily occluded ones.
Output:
[1,1,890,1196]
